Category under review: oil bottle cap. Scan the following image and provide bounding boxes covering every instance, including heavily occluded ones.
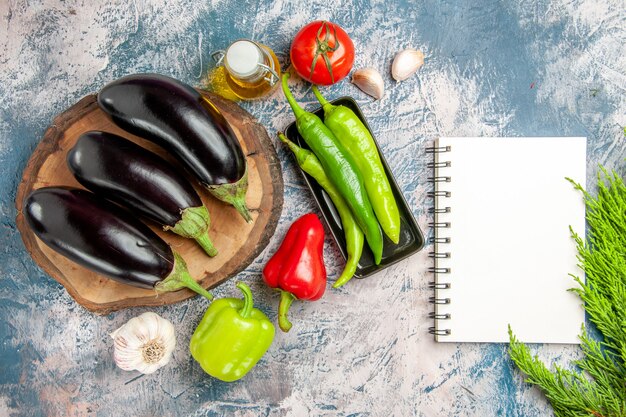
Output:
[224,40,263,79]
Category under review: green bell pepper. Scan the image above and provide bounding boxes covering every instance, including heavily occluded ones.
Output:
[189,282,275,382]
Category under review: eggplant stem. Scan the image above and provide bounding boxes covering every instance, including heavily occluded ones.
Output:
[195,233,218,257]
[166,206,218,256]
[206,166,252,222]
[155,251,214,300]
[232,200,253,223]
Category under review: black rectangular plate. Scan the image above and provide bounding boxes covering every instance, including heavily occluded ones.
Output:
[284,96,425,278]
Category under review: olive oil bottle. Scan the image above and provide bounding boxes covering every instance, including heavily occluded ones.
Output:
[209,40,281,100]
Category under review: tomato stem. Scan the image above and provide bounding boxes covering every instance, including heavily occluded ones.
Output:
[309,21,341,84]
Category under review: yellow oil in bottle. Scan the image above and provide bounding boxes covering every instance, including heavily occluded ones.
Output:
[205,66,241,102]
[208,40,281,101]
[223,44,281,100]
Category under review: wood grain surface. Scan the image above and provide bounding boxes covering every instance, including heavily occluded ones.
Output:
[15,92,283,314]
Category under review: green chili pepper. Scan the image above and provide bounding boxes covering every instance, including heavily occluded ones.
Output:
[312,86,401,244]
[189,282,275,382]
[282,73,383,264]
[278,132,364,288]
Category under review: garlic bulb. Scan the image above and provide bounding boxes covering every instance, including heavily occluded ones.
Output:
[391,49,424,81]
[351,68,385,100]
[111,312,176,374]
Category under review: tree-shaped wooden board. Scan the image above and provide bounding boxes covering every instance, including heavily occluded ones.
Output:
[15,92,283,314]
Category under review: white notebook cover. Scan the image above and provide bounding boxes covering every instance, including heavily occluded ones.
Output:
[432,137,586,343]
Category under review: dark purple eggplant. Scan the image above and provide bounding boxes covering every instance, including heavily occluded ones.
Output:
[23,187,213,300]
[97,73,252,222]
[67,131,218,257]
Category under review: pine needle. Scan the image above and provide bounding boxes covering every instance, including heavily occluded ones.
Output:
[509,167,626,417]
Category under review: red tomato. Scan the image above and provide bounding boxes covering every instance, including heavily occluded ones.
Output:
[290,21,355,86]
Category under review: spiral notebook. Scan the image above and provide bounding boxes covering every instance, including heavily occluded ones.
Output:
[428,137,586,343]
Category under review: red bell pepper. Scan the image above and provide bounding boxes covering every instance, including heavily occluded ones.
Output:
[262,213,327,332]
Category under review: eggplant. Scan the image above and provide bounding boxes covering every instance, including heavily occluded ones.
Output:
[67,131,218,257]
[23,187,213,300]
[97,73,252,222]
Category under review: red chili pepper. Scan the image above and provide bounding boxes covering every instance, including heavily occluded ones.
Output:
[262,213,327,332]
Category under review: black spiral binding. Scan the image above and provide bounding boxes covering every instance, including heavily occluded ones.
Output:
[426,144,452,338]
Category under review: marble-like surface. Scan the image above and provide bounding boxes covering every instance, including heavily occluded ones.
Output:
[1,1,625,416]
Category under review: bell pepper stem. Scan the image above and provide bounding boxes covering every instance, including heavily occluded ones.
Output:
[156,251,214,300]
[278,290,297,332]
[236,282,254,319]
[281,73,306,120]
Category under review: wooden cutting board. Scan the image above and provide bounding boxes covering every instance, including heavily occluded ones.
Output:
[15,91,283,314]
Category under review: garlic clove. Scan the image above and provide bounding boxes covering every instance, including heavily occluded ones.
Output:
[351,68,385,100]
[391,49,424,81]
[111,312,176,374]
[138,312,162,342]
[139,361,165,375]
[114,350,145,372]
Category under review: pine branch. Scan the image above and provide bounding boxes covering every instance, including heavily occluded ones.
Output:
[509,326,602,417]
[576,329,626,403]
[509,168,626,417]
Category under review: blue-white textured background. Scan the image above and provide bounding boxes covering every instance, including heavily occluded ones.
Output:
[1,1,625,416]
